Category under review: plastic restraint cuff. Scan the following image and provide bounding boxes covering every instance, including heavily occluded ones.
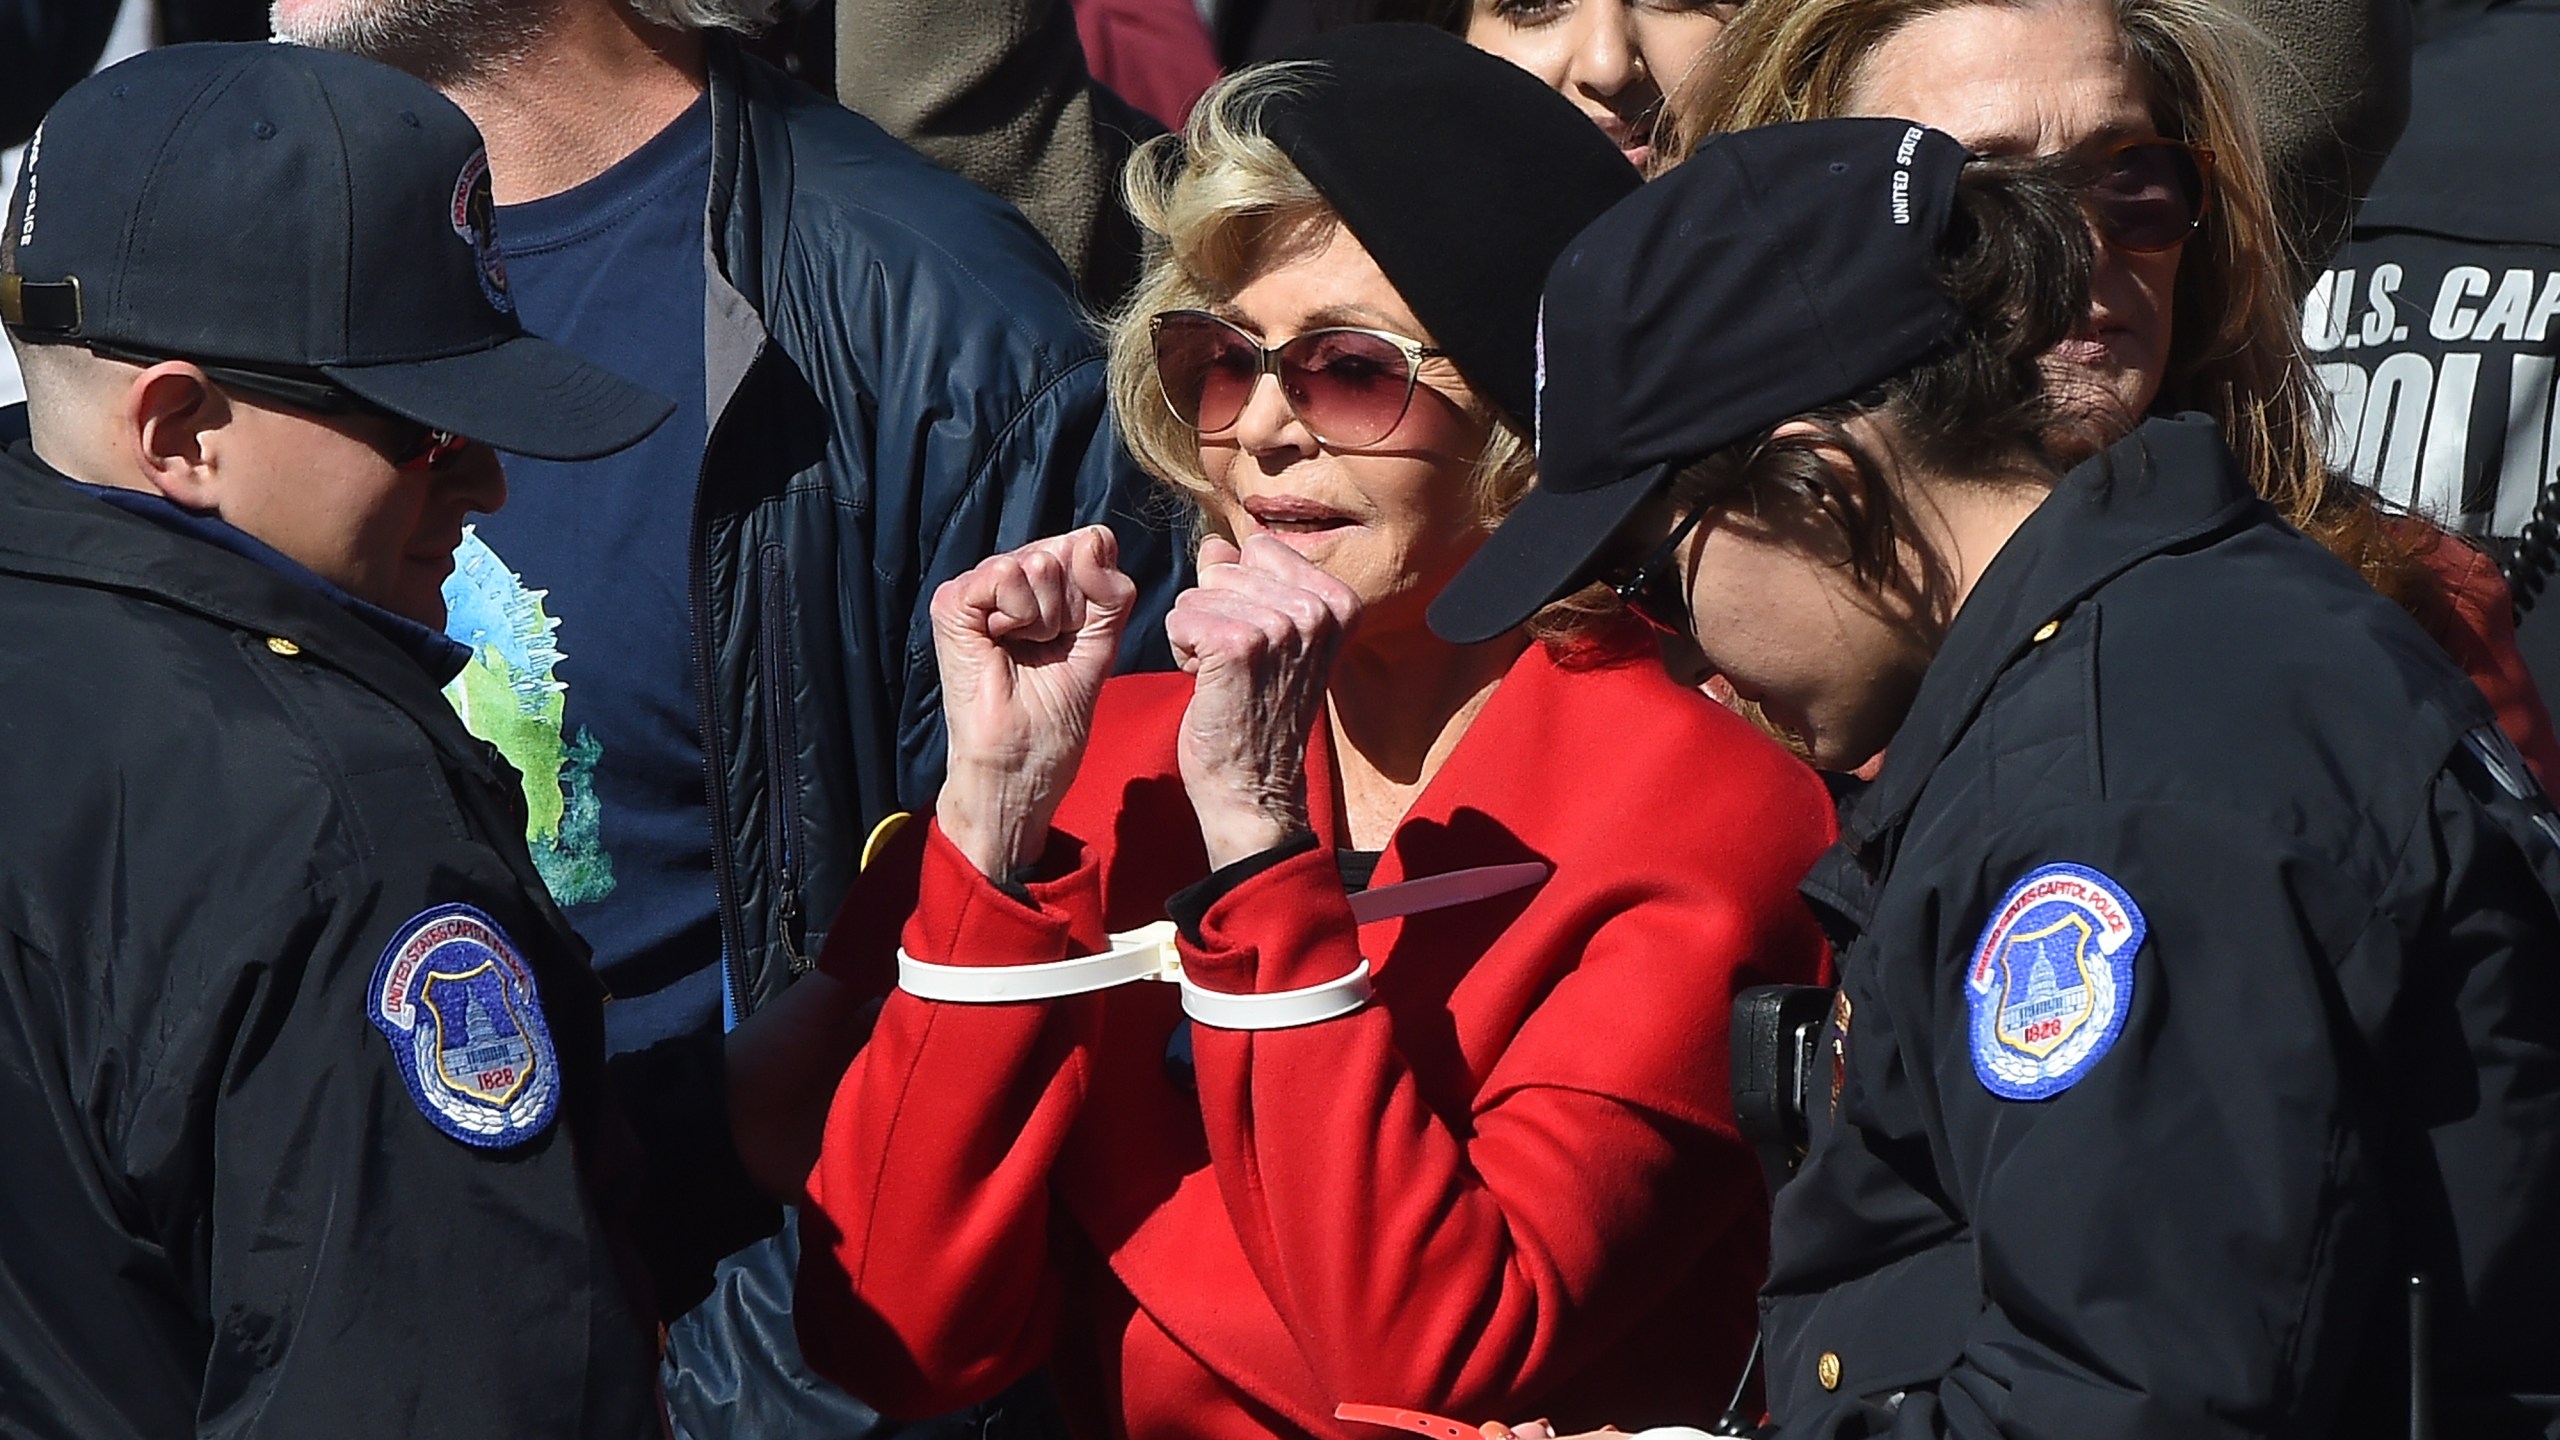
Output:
[896,920,1374,1031]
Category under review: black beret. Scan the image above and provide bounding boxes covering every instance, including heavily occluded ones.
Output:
[1262,24,1642,434]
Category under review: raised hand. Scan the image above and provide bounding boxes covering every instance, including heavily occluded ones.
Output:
[930,525,1137,878]
[1165,533,1363,870]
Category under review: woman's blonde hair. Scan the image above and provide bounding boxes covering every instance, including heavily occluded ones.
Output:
[1106,64,1573,631]
[1663,0,2433,616]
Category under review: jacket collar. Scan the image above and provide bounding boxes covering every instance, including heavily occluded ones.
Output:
[705,33,816,315]
[60,475,471,682]
[701,33,778,434]
[1839,413,2265,853]
[704,32,758,299]
[0,440,503,785]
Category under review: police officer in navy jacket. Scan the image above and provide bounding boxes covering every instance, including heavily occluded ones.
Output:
[1438,119,2560,1440]
[0,46,772,1437]
[2309,0,2560,696]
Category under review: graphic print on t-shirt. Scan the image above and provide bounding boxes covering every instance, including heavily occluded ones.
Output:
[450,91,722,1053]
[443,525,618,905]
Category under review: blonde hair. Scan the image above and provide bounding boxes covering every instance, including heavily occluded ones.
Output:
[1106,65,1571,630]
[1665,0,2431,615]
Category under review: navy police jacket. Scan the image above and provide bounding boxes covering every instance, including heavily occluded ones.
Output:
[0,441,772,1438]
[1767,416,2560,1439]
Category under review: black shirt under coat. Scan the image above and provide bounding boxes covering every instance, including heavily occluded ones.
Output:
[1766,416,2560,1439]
[0,439,773,1438]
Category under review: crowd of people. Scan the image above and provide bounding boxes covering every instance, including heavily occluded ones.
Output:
[1,2,2556,1439]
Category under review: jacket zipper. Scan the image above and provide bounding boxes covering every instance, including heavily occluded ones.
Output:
[758,543,808,973]
[694,47,761,1026]
[692,461,753,1028]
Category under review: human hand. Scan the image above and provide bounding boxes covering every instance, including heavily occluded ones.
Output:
[930,526,1136,877]
[1164,533,1360,869]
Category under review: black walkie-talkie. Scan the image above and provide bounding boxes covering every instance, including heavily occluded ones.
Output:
[1731,985,1834,1193]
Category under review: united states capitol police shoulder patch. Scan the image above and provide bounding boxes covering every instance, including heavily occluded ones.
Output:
[1965,863,2144,1100]
[368,903,560,1148]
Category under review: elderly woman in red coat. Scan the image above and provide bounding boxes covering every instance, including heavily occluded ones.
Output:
[792,27,1833,1439]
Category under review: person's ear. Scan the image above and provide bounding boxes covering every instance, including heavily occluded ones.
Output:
[125,362,231,511]
[1766,418,1863,494]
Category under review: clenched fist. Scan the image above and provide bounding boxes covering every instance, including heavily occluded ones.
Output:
[931,526,1136,878]
[1165,533,1363,869]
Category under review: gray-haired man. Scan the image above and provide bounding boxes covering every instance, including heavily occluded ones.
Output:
[270,1,1172,1436]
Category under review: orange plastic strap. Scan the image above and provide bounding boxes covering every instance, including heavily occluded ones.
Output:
[1335,1404,1479,1438]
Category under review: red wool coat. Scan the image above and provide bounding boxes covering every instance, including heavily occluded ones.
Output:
[798,634,1835,1438]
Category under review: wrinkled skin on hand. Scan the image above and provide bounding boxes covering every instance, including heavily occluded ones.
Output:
[1165,533,1363,870]
[930,524,1137,877]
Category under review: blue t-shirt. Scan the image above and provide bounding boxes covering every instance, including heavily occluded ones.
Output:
[441,95,719,1055]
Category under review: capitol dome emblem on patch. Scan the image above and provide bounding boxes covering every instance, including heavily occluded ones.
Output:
[369,903,559,1148]
[449,150,514,316]
[1966,863,2143,1100]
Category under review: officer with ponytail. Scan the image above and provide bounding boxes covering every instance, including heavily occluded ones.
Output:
[1439,118,2560,1440]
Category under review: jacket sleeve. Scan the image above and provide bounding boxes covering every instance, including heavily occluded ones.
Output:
[1776,805,2405,1440]
[892,356,1182,812]
[1177,837,1823,1413]
[152,881,660,1439]
[606,1028,784,1317]
[796,822,1112,1416]
[831,0,1160,308]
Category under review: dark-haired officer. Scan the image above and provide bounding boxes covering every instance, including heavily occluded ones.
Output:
[0,44,772,1438]
[1436,117,2560,1440]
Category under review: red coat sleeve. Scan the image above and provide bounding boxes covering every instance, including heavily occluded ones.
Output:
[2411,529,2560,788]
[1177,798,1828,1413]
[796,823,1109,1416]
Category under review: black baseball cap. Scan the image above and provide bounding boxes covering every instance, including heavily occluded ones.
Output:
[0,44,671,462]
[1428,118,1974,646]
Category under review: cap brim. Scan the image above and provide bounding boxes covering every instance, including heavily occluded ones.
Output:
[323,334,674,462]
[1428,460,1674,646]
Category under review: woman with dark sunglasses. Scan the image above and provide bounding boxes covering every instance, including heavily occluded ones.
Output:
[1659,0,2560,787]
[1438,117,2560,1440]
[791,27,1835,1438]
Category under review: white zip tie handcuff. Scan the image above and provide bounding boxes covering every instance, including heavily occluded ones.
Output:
[895,861,1548,1031]
[898,919,1374,1030]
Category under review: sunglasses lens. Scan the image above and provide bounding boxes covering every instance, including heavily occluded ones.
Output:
[400,429,467,471]
[1278,330,1418,447]
[2089,143,2205,253]
[1153,312,1262,433]
[1610,497,1718,636]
